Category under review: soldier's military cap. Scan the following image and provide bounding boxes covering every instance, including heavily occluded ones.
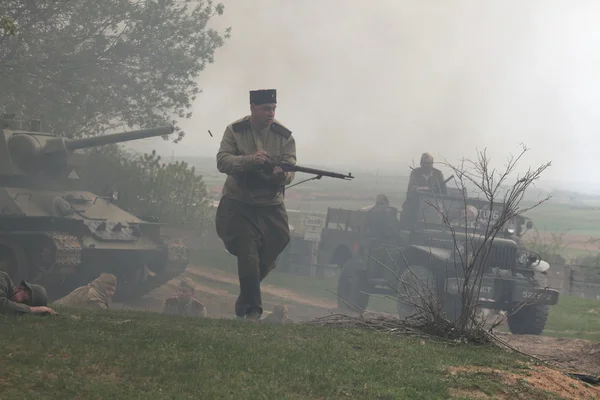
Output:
[250,89,276,105]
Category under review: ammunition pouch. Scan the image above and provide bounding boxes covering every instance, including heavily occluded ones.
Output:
[234,170,284,198]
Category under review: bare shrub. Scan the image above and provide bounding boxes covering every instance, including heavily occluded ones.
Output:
[326,145,560,343]
[381,145,554,339]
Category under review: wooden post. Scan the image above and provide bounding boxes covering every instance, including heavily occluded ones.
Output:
[310,241,317,277]
[563,265,571,295]
[303,213,323,277]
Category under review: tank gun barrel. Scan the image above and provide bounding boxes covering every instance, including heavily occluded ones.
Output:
[5,124,177,176]
[66,125,175,150]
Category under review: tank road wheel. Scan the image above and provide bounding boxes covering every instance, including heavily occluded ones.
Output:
[113,264,147,302]
[507,304,549,335]
[336,259,370,313]
[395,265,436,319]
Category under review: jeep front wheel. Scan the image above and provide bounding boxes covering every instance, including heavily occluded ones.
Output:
[337,259,369,313]
[507,304,549,335]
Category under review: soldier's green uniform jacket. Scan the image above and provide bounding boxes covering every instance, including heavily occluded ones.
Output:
[216,115,296,206]
[216,110,296,318]
[406,166,447,197]
[0,271,32,315]
[53,273,116,310]
[162,297,208,318]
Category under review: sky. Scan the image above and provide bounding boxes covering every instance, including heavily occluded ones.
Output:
[127,0,600,188]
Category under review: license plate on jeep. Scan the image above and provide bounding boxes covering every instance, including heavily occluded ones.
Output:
[446,278,494,297]
[517,288,559,305]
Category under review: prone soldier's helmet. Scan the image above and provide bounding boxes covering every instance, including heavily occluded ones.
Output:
[21,280,48,307]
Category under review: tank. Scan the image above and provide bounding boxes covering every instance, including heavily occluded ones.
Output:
[0,114,190,302]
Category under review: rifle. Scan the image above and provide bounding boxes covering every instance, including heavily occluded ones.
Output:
[259,161,354,181]
[415,174,454,194]
[246,161,353,190]
[442,174,454,185]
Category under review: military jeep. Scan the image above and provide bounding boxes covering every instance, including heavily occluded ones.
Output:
[317,191,559,335]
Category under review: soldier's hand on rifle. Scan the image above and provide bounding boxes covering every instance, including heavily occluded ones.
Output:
[251,150,269,165]
[270,166,286,183]
[416,186,430,192]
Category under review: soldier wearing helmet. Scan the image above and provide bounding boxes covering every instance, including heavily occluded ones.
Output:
[400,153,448,228]
[0,271,56,315]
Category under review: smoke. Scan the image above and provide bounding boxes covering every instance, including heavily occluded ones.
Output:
[129,0,600,185]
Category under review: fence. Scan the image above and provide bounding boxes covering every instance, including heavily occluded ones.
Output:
[562,265,600,299]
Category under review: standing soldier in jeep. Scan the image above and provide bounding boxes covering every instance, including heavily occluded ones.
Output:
[406,152,447,197]
[215,89,297,321]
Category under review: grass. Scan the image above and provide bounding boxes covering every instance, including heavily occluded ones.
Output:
[545,295,600,341]
[524,203,600,236]
[0,308,563,400]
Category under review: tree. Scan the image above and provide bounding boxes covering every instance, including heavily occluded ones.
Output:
[0,0,230,141]
[78,146,211,232]
[0,15,16,36]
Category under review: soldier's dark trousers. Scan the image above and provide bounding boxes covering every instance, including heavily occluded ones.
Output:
[215,195,290,317]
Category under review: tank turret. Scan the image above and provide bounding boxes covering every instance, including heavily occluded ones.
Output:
[0,114,174,176]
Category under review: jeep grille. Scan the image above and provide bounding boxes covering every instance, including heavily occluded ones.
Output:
[488,243,516,270]
[423,237,516,270]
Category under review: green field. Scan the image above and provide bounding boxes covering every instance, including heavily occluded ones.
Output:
[523,203,600,236]
[0,309,575,399]
[202,166,600,240]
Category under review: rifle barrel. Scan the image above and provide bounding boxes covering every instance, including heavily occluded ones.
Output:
[258,162,354,180]
[290,164,353,180]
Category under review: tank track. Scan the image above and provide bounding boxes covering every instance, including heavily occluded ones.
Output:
[43,232,82,270]
[114,237,190,302]
[164,237,190,265]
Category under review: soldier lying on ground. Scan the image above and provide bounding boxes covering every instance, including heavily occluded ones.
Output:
[0,271,56,316]
[53,273,117,309]
[162,277,208,318]
[261,303,294,325]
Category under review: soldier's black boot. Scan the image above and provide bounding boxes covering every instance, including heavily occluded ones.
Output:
[237,276,262,321]
[234,295,247,320]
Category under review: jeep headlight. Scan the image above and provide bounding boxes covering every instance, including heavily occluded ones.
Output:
[505,222,516,235]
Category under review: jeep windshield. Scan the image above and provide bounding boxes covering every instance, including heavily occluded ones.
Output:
[413,192,506,234]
